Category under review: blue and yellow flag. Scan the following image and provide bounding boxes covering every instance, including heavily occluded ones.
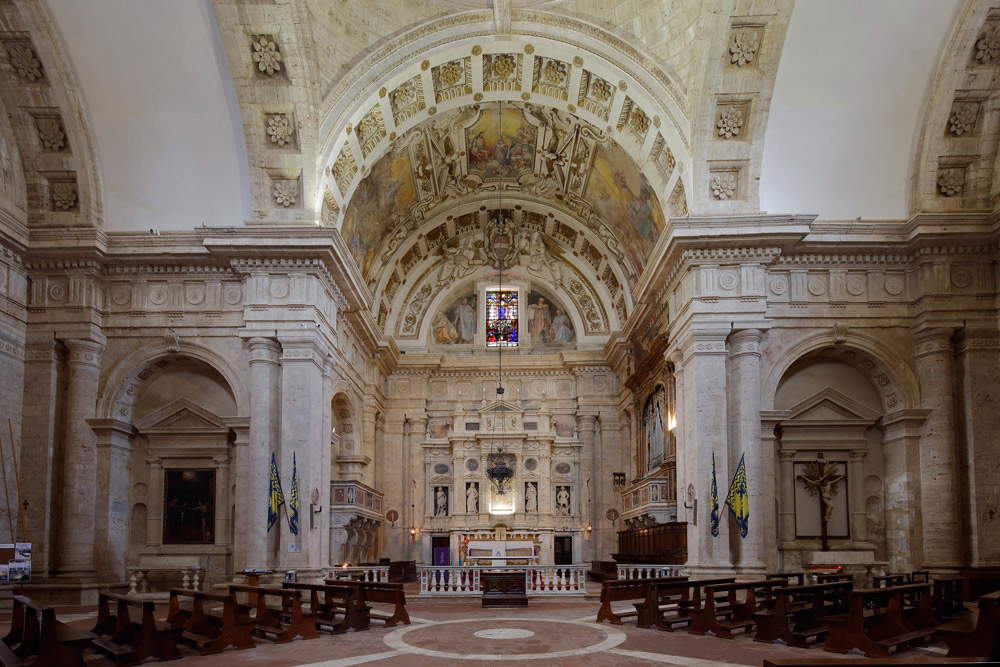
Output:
[725,453,750,538]
[709,453,720,537]
[288,452,300,536]
[268,452,285,532]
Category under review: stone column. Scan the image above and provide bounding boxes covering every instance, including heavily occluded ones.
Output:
[598,413,621,558]
[881,410,929,573]
[320,356,335,567]
[277,334,329,571]
[407,415,427,561]
[577,413,597,561]
[89,419,134,581]
[759,416,785,572]
[56,338,104,580]
[848,449,868,543]
[146,458,164,547]
[914,329,963,569]
[382,413,406,559]
[245,337,280,570]
[728,329,765,573]
[956,330,1000,567]
[777,450,796,548]
[227,418,251,572]
[20,337,60,576]
[213,456,231,547]
[679,331,731,571]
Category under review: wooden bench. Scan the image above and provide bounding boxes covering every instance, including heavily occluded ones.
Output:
[167,588,255,654]
[873,573,910,588]
[5,595,93,667]
[595,576,689,624]
[687,579,785,638]
[228,585,318,643]
[815,573,853,584]
[351,581,410,626]
[754,581,853,647]
[822,583,936,657]
[0,641,20,667]
[937,590,1000,659]
[767,572,807,587]
[588,560,618,582]
[934,577,967,619]
[286,582,369,633]
[91,592,181,664]
[764,659,995,665]
[634,577,734,630]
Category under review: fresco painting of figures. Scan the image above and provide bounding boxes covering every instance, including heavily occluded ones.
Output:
[339,147,417,277]
[431,291,478,345]
[585,142,665,273]
[466,106,536,179]
[526,290,575,347]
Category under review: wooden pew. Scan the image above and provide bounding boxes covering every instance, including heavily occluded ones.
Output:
[167,588,255,654]
[937,590,1000,659]
[687,579,785,638]
[5,596,93,667]
[351,581,410,627]
[822,583,936,657]
[285,582,369,633]
[934,577,967,619]
[595,576,689,624]
[635,577,733,630]
[91,592,181,665]
[754,581,853,647]
[764,659,995,665]
[0,641,20,667]
[767,572,806,587]
[228,585,318,643]
[874,573,910,588]
[815,573,853,584]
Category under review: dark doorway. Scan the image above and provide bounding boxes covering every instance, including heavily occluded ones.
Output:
[432,536,450,566]
[554,535,573,565]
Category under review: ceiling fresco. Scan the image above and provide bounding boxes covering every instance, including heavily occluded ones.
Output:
[338,102,667,286]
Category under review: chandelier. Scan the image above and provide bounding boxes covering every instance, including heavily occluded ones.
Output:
[484,99,514,497]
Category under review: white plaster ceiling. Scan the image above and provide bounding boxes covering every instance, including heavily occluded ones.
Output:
[759,0,963,220]
[45,0,249,231]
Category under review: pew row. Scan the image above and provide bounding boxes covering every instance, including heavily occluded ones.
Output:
[937,590,1000,660]
[754,581,853,647]
[3,595,93,667]
[91,591,181,664]
[595,576,689,624]
[284,582,370,633]
[822,583,937,657]
[228,585,319,643]
[686,579,785,638]
[167,589,255,654]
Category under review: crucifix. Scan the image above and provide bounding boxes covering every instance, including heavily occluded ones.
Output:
[796,459,844,552]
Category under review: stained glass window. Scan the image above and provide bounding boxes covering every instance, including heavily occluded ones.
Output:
[486,289,518,347]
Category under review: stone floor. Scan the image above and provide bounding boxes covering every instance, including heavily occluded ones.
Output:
[6,586,957,666]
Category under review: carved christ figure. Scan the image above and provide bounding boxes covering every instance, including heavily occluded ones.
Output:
[796,461,845,523]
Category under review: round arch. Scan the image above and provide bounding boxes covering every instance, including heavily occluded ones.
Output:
[98,340,249,422]
[760,330,919,414]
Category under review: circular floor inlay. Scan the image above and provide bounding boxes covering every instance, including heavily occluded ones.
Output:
[473,628,535,639]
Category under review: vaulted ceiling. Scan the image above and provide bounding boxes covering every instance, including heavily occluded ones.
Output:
[1,0,990,344]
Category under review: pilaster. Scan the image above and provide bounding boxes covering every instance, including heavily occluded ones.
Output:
[244,337,280,570]
[728,328,765,573]
[88,419,135,581]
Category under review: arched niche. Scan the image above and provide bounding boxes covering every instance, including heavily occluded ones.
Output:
[332,392,369,482]
[769,349,890,573]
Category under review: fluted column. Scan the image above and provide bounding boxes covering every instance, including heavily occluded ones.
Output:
[245,337,280,569]
[407,415,427,561]
[577,413,597,561]
[729,329,765,573]
[914,329,963,569]
[56,338,104,580]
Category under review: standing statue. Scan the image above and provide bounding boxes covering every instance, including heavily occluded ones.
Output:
[555,486,570,516]
[466,483,479,514]
[434,486,448,517]
[796,461,845,551]
[524,482,538,513]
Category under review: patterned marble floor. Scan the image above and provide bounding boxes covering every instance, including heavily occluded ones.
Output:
[14,594,954,666]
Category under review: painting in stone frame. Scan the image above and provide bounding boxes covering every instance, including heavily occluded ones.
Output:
[163,469,215,545]
[643,385,666,470]
[525,290,575,347]
[339,146,417,278]
[585,142,665,273]
[466,105,536,180]
[431,291,477,345]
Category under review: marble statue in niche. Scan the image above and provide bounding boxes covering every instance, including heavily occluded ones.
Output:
[555,485,571,516]
[526,290,575,346]
[432,292,477,345]
[643,386,666,470]
[434,486,449,516]
[524,481,538,512]
[466,482,479,514]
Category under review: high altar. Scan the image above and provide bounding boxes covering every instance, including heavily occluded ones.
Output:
[418,395,585,565]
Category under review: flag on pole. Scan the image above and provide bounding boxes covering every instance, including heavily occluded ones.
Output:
[288,452,300,536]
[709,453,720,537]
[268,452,285,532]
[725,453,750,538]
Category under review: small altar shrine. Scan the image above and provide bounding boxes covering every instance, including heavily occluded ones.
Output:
[464,539,537,566]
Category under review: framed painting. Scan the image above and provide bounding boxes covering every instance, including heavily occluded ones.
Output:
[163,469,215,545]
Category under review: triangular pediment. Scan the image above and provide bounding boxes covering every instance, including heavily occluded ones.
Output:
[786,387,880,422]
[135,398,228,432]
[481,399,521,414]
